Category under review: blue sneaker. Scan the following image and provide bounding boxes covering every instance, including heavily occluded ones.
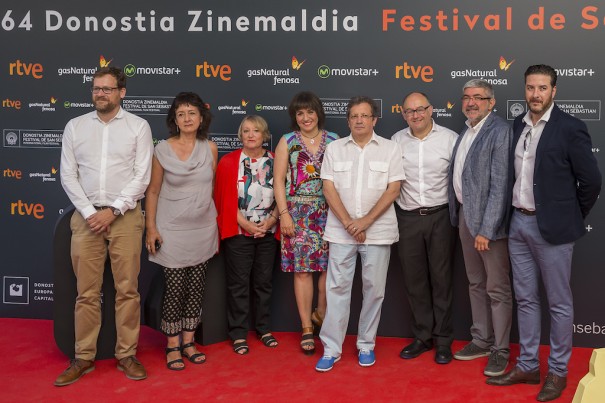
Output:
[315,355,341,372]
[358,349,375,367]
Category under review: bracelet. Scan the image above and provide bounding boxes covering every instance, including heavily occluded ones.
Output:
[270,213,278,221]
[279,208,289,216]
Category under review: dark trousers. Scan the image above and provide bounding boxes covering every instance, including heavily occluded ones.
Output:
[395,205,455,347]
[223,235,277,341]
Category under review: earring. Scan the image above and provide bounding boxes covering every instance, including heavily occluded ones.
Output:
[176,125,180,133]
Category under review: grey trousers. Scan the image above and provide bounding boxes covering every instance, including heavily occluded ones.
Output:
[458,206,512,352]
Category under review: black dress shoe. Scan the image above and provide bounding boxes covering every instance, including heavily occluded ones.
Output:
[537,373,566,402]
[400,339,431,359]
[434,346,453,364]
[486,366,540,386]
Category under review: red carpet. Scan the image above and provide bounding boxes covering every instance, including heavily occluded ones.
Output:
[0,318,591,402]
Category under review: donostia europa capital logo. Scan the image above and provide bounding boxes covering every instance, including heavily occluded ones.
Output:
[124,64,136,77]
[318,65,331,79]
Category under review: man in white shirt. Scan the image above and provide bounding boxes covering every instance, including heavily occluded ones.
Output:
[447,79,513,377]
[315,96,405,372]
[392,92,458,364]
[55,67,153,386]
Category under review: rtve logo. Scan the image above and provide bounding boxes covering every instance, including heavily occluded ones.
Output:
[195,61,231,81]
[9,60,44,79]
[395,62,433,82]
[3,168,22,179]
[2,98,21,109]
[10,200,45,219]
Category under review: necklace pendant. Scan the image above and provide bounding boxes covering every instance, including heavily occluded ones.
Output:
[310,139,315,144]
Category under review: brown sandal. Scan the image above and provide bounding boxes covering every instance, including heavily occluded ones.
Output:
[301,326,315,356]
[311,309,324,329]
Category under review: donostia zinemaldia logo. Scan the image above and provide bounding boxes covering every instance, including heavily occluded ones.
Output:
[124,64,136,77]
[318,65,331,79]
[510,102,525,118]
[5,131,18,146]
[255,104,263,111]
[64,101,71,108]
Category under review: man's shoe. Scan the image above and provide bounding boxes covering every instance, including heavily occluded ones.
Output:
[453,342,491,361]
[537,373,567,402]
[483,350,509,376]
[54,358,95,386]
[400,339,431,359]
[117,356,147,380]
[315,355,341,372]
[434,346,453,364]
[486,366,541,386]
[358,349,376,367]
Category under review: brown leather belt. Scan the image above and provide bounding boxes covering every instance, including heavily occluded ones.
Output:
[516,207,536,216]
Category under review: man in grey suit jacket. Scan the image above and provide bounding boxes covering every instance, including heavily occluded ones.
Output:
[448,79,513,377]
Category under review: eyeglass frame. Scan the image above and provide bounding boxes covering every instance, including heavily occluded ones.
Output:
[461,96,492,103]
[90,86,120,94]
[348,114,374,121]
[402,105,431,117]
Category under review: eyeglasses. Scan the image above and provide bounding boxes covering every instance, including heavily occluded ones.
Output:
[91,86,119,94]
[523,129,532,151]
[348,114,374,121]
[403,105,431,117]
[461,96,491,102]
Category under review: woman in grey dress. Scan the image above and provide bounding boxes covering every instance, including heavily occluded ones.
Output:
[145,92,218,371]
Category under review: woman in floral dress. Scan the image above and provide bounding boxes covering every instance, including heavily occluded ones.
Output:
[274,91,338,355]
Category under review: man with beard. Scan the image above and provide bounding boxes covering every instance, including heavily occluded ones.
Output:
[56,67,153,386]
[487,65,601,401]
[448,79,513,377]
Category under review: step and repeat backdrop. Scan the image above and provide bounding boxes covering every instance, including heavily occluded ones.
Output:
[1,1,603,346]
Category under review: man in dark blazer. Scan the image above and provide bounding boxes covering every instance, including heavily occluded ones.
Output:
[487,65,601,402]
[448,79,513,377]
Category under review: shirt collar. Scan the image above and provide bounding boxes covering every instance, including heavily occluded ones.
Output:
[522,102,555,127]
[345,131,380,146]
[92,106,125,123]
[465,111,491,132]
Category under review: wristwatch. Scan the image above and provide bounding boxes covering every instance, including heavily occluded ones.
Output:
[109,207,121,216]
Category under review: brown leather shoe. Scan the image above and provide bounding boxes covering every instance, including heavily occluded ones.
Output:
[486,366,540,386]
[117,356,147,380]
[537,373,567,402]
[54,358,95,386]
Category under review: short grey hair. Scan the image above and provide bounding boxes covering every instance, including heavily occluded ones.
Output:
[463,79,494,98]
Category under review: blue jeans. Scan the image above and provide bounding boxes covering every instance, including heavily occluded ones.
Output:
[319,243,391,357]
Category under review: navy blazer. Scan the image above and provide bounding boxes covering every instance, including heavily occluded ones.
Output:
[511,104,601,245]
[448,112,512,240]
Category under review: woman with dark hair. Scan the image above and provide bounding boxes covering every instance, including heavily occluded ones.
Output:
[145,92,218,370]
[273,91,338,355]
[214,115,280,355]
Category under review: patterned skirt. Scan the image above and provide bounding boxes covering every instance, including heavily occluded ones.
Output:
[280,195,329,272]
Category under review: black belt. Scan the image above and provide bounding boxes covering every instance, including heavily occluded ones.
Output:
[406,204,449,216]
[516,207,536,216]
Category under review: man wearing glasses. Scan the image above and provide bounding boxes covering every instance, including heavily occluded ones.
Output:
[487,65,601,402]
[392,92,458,364]
[316,96,405,372]
[56,67,153,386]
[447,79,513,377]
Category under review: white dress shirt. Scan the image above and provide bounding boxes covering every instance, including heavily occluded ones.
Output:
[453,112,491,203]
[321,132,406,244]
[392,120,457,210]
[512,103,554,210]
[60,107,154,219]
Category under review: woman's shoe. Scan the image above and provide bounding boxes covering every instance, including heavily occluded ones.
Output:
[165,346,185,371]
[181,342,206,364]
[311,309,324,332]
[300,326,315,356]
[258,333,278,348]
[233,340,249,355]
